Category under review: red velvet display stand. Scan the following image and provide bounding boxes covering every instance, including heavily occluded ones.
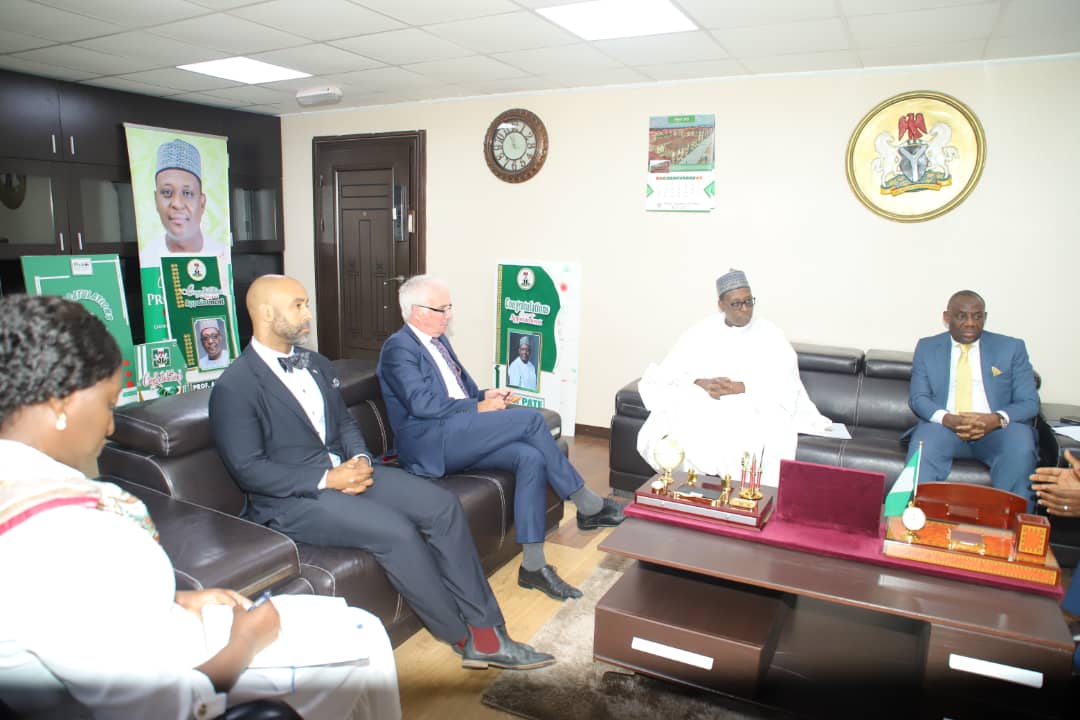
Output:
[626,459,1063,600]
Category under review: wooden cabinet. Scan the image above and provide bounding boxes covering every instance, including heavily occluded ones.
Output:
[0,70,284,261]
[0,71,62,161]
[0,158,137,259]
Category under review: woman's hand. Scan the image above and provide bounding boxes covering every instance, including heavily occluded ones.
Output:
[195,600,281,693]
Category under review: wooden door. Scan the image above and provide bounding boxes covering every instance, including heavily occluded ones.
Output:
[313,132,425,361]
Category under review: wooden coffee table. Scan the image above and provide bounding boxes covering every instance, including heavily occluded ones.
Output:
[596,518,1074,718]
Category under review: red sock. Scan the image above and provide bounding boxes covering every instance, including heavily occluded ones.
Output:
[469,625,499,654]
[455,637,466,652]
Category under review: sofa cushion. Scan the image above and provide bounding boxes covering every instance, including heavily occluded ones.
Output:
[855,376,918,433]
[795,435,843,468]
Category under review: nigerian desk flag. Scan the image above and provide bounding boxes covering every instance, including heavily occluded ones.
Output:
[885,442,922,517]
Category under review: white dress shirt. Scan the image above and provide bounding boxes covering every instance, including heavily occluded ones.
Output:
[407,323,468,400]
[931,339,1009,424]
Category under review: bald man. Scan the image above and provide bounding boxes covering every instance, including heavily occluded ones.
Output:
[209,275,554,670]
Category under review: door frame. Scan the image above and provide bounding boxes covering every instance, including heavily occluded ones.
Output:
[311,130,426,359]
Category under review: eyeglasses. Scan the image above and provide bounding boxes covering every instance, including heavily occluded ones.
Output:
[418,304,453,314]
[725,297,755,311]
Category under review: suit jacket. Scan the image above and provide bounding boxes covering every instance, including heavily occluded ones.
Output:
[376,327,485,477]
[908,330,1039,425]
[209,346,370,525]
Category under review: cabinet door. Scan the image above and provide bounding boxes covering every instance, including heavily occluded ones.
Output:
[0,158,69,258]
[0,70,63,161]
[58,83,134,166]
[67,164,138,257]
[222,112,281,177]
[230,174,283,253]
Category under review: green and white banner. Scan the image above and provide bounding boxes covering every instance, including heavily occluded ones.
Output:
[135,339,186,400]
[21,254,139,405]
[493,261,582,434]
[160,255,239,390]
[124,123,238,386]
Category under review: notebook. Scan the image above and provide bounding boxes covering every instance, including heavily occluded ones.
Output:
[202,594,369,668]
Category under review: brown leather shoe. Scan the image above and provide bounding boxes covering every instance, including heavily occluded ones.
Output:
[461,625,555,670]
[518,564,583,600]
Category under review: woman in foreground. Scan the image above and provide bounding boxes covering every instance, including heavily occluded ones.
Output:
[0,294,400,719]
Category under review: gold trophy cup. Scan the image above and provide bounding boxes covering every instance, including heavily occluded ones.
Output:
[653,436,685,491]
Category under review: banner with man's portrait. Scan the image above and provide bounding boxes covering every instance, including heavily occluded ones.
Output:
[493,261,582,434]
[124,123,239,383]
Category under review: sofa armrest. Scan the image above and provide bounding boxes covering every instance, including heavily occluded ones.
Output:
[615,379,648,419]
[104,476,301,597]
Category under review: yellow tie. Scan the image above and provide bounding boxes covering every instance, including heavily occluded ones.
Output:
[955,344,972,413]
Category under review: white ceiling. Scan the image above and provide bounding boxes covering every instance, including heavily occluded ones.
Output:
[1,0,1078,115]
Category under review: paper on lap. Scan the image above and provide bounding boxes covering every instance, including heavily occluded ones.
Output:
[202,595,369,668]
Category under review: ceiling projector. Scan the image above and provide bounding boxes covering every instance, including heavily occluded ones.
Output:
[295,86,344,107]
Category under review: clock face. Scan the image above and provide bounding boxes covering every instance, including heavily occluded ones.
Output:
[484,109,548,183]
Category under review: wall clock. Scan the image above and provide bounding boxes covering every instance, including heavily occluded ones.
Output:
[483,108,548,183]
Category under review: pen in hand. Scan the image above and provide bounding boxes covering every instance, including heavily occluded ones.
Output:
[249,591,272,612]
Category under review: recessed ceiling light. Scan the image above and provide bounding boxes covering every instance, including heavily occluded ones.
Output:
[177,57,310,84]
[537,0,696,41]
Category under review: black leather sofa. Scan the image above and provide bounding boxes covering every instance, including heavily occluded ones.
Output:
[98,359,566,647]
[609,343,1080,564]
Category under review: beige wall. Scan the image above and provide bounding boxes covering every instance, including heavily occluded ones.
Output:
[281,56,1080,427]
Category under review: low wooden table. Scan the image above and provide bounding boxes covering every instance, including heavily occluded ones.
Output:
[596,518,1074,718]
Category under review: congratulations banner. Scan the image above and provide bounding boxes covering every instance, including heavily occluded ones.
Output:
[21,254,139,405]
[493,261,582,434]
[124,123,238,377]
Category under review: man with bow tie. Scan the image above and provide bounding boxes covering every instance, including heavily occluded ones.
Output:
[209,274,554,671]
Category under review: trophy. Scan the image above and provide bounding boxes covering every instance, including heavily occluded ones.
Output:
[653,436,685,491]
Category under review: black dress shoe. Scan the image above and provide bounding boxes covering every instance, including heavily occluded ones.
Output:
[461,625,556,670]
[518,564,583,600]
[577,496,626,531]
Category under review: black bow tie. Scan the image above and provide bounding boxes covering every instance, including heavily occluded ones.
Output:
[278,351,310,373]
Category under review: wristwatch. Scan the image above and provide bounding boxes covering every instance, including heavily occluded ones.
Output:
[996,411,1009,429]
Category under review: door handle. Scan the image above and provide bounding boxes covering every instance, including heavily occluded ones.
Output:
[58,232,64,252]
[393,275,405,283]
[76,232,84,251]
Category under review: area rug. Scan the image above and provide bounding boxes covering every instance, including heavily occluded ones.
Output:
[481,555,792,720]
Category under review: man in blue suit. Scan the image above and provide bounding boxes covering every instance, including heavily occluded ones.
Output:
[907,290,1039,505]
[377,275,624,601]
[210,275,554,670]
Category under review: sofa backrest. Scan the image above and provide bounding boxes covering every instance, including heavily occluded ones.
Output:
[100,359,393,515]
[855,349,918,432]
[793,343,863,425]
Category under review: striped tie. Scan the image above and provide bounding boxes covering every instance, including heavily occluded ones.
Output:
[955,344,973,413]
[431,337,469,395]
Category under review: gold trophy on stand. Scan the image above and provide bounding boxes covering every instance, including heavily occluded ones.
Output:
[652,436,685,494]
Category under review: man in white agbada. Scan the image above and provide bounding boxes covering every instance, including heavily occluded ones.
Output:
[637,270,830,486]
